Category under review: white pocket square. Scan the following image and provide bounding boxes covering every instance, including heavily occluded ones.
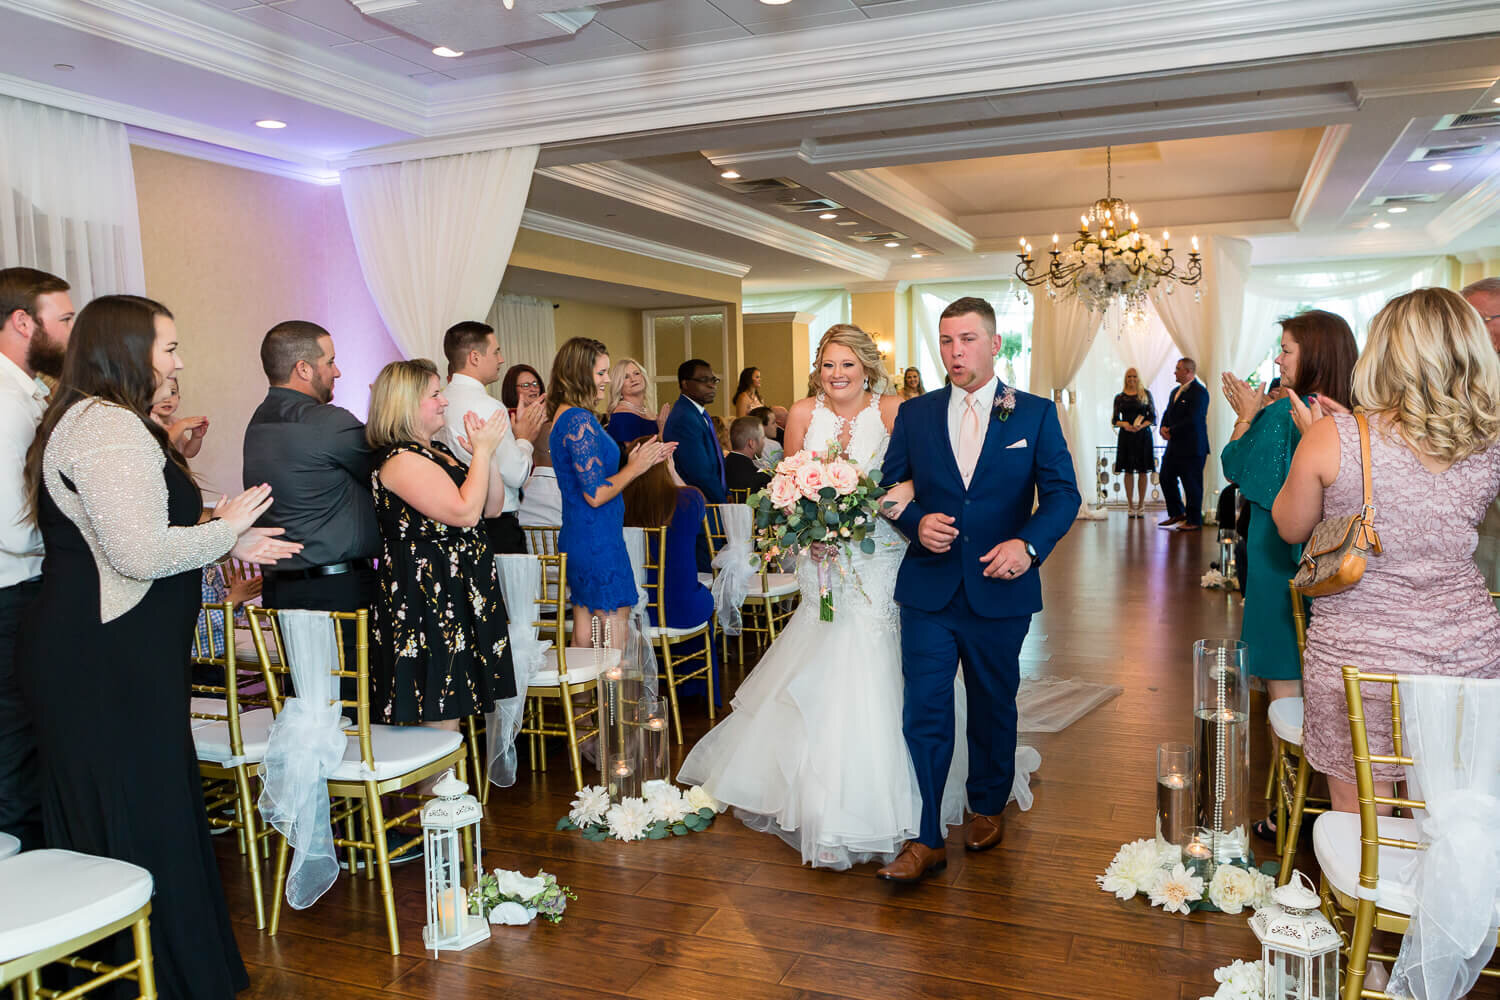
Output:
[1006,439,1029,449]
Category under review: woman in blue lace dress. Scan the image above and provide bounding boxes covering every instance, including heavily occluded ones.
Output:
[548,338,675,646]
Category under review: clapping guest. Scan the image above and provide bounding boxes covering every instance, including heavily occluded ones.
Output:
[505,363,562,528]
[366,359,515,730]
[725,416,773,495]
[606,357,667,450]
[1273,288,1500,815]
[732,366,764,417]
[549,338,674,648]
[150,376,209,459]
[18,294,302,999]
[1111,368,1156,518]
[900,366,925,401]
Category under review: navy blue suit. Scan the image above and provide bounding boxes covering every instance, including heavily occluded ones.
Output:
[883,383,1080,847]
[662,396,726,571]
[1159,379,1210,525]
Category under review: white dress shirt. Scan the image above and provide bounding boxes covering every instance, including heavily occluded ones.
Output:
[0,353,49,588]
[947,374,1001,480]
[435,373,533,516]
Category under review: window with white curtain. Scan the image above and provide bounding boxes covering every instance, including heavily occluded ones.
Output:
[909,282,1032,391]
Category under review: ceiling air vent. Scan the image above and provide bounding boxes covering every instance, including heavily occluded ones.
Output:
[1371,194,1440,206]
[1411,142,1489,162]
[1436,109,1500,130]
[772,198,844,214]
[847,231,908,243]
[718,177,801,195]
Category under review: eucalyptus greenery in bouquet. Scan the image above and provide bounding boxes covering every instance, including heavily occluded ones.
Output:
[558,781,723,842]
[468,868,575,925]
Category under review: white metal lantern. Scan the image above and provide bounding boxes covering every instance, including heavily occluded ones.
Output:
[421,769,490,955]
[1249,871,1340,1000]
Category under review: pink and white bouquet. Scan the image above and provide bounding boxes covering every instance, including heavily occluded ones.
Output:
[748,444,887,621]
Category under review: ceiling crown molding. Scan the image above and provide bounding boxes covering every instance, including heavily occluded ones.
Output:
[536,161,889,279]
[520,209,751,279]
[830,168,975,253]
[1290,124,1351,229]
[743,311,817,326]
[1426,171,1500,247]
[126,126,340,185]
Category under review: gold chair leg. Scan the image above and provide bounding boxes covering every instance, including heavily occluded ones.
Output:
[341,797,360,878]
[132,911,158,999]
[361,799,375,881]
[705,636,716,724]
[661,642,684,744]
[1264,737,1279,802]
[268,833,291,936]
[464,716,488,806]
[1344,897,1378,1000]
[365,782,400,956]
[234,766,266,930]
[559,682,585,790]
[1278,753,1313,886]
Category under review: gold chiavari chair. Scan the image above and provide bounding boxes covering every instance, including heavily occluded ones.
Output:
[705,503,798,660]
[1314,667,1500,999]
[727,487,752,504]
[189,601,277,929]
[248,607,470,957]
[1269,583,1328,885]
[523,524,561,556]
[517,552,603,789]
[640,525,714,744]
[0,851,156,999]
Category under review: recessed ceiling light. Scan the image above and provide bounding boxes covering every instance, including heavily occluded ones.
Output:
[759,0,794,5]
[835,220,857,226]
[432,46,464,58]
[818,212,838,220]
[884,241,900,248]
[254,119,287,129]
[910,253,922,259]
[719,169,740,179]
[1427,162,1453,172]
[1373,221,1392,229]
[1494,97,1500,105]
[1387,206,1408,214]
[52,63,73,72]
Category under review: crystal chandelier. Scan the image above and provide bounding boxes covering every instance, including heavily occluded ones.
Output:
[1014,147,1203,321]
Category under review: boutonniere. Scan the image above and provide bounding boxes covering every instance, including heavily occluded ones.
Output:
[993,386,1017,423]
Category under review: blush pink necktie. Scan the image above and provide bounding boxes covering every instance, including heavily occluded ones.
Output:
[957,394,981,487]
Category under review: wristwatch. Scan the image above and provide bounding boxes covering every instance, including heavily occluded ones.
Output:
[1023,541,1038,567]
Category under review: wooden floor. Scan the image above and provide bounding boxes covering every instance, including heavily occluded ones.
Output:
[216,515,1489,1000]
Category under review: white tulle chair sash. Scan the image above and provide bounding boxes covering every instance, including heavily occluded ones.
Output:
[1387,674,1500,1000]
[489,555,551,787]
[256,610,347,910]
[622,527,660,701]
[710,505,755,635]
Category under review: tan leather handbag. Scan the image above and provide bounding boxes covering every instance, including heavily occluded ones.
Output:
[1292,409,1382,597]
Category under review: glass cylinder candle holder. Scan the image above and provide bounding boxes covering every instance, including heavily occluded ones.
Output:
[1155,742,1195,853]
[640,699,669,785]
[1183,827,1217,881]
[1193,638,1251,863]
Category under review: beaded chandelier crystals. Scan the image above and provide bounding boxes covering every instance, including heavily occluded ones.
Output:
[1014,147,1203,323]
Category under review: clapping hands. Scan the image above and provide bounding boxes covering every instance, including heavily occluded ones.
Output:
[1287,392,1350,436]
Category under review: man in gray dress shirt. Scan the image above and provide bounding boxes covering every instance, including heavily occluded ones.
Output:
[242,321,379,623]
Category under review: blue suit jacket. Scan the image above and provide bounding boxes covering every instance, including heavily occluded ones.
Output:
[883,385,1080,617]
[1162,379,1211,462]
[662,396,726,504]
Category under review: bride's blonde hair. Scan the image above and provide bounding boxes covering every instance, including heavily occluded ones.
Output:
[1353,287,1500,465]
[807,324,893,398]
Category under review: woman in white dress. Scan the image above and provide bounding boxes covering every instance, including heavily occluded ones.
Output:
[678,325,976,870]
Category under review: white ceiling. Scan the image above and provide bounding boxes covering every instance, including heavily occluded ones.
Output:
[1,0,1499,294]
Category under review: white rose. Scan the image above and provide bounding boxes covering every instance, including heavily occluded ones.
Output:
[492,869,547,901]
[684,785,723,813]
[1207,864,1257,915]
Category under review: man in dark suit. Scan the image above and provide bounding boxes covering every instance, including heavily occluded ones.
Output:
[1158,356,1211,532]
[662,358,726,570]
[725,416,773,496]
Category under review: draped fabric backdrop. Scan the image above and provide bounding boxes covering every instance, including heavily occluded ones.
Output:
[742,288,851,367]
[910,282,1031,391]
[487,293,557,390]
[1030,293,1103,512]
[0,98,145,302]
[340,146,539,365]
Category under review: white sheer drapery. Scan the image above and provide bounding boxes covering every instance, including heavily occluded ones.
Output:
[710,505,755,634]
[340,146,539,363]
[621,527,661,703]
[257,611,346,911]
[0,98,145,302]
[489,555,551,787]
[1386,674,1500,1000]
[1030,293,1102,515]
[909,282,1031,391]
[488,293,556,389]
[743,288,851,367]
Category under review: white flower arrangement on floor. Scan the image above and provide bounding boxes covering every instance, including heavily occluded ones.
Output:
[1199,959,1264,1000]
[1096,838,1276,915]
[559,781,725,842]
[468,868,575,925]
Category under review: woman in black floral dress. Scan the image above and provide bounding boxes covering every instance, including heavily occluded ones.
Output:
[366,359,515,726]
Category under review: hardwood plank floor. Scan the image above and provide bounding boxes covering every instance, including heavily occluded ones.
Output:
[218,515,1496,999]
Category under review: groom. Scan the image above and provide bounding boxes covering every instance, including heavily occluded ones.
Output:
[878,296,1080,882]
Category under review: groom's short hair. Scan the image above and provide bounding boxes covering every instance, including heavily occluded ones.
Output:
[939,296,996,336]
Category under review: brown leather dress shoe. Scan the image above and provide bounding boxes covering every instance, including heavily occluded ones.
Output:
[876,842,947,882]
[1157,516,1184,527]
[965,813,1006,852]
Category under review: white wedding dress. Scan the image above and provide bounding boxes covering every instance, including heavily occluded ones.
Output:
[678,394,1036,870]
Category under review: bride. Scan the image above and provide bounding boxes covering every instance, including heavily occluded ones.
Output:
[679,324,1006,870]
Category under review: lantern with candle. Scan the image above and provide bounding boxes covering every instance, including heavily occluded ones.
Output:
[421,769,489,954]
[1249,872,1340,999]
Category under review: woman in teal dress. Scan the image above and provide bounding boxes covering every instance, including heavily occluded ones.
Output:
[1220,309,1357,840]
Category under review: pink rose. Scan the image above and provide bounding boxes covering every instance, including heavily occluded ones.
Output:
[793,461,827,500]
[768,473,801,510]
[824,460,859,496]
[778,450,809,474]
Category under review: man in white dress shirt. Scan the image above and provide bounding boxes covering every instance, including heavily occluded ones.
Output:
[436,321,546,554]
[0,267,74,851]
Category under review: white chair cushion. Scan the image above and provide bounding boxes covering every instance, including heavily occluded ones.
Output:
[330,724,464,781]
[748,573,799,598]
[1313,810,1500,923]
[1268,696,1304,746]
[0,832,18,860]
[193,707,276,765]
[644,622,708,640]
[697,572,714,587]
[0,850,153,962]
[234,636,278,665]
[527,646,619,688]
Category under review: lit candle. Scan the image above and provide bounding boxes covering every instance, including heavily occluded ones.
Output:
[613,759,632,779]
[1052,233,1059,247]
[1130,212,1139,230]
[647,717,666,732]
[1018,236,1026,249]
[1191,236,1199,252]
[1161,772,1185,789]
[604,667,623,682]
[437,886,467,936]
[1185,840,1212,862]
[1080,215,1090,232]
[1162,230,1170,247]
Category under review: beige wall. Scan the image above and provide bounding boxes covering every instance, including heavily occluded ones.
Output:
[131,146,399,496]
[551,299,641,362]
[743,313,811,410]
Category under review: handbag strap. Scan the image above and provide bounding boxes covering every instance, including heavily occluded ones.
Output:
[1352,409,1381,553]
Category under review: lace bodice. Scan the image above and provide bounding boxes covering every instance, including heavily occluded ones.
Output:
[803,393,889,473]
